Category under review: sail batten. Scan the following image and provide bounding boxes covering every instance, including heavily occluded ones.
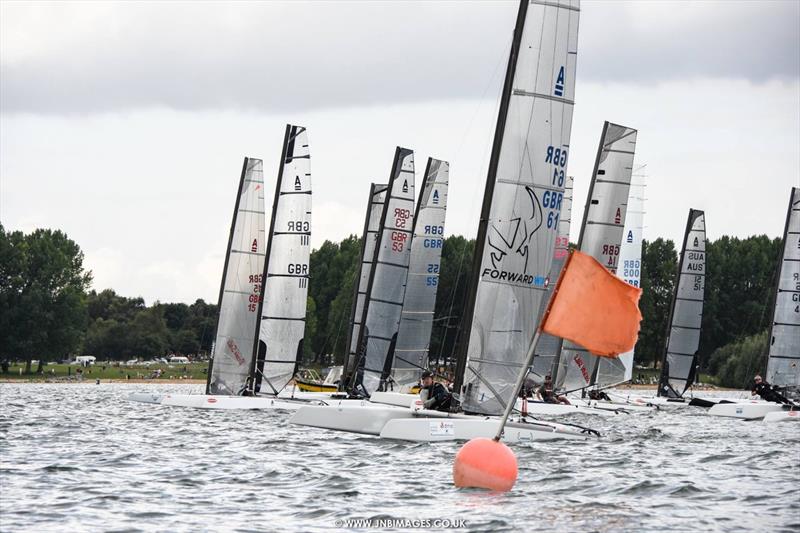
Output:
[658,209,706,398]
[456,0,581,416]
[765,187,800,389]
[206,157,267,395]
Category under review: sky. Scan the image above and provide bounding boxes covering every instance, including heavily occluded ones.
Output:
[1,0,798,305]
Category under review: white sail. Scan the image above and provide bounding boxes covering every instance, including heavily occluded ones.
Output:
[391,158,450,389]
[658,209,706,398]
[343,183,388,385]
[594,171,646,388]
[352,148,416,396]
[207,158,267,395]
[253,125,312,395]
[532,175,574,380]
[766,187,800,389]
[553,121,638,394]
[457,0,580,416]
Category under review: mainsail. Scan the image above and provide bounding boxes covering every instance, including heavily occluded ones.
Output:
[350,147,416,396]
[341,183,388,388]
[454,0,580,416]
[532,175,574,381]
[391,158,449,390]
[765,187,800,389]
[251,124,312,395]
[658,209,706,398]
[206,158,267,395]
[553,121,638,394]
[593,171,645,388]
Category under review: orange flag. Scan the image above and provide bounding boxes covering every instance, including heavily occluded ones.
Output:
[541,250,642,357]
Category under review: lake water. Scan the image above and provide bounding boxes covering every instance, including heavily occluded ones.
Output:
[1,383,798,532]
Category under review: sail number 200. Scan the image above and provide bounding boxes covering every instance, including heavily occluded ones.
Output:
[545,145,568,187]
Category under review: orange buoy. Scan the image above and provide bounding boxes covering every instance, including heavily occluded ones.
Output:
[453,437,518,492]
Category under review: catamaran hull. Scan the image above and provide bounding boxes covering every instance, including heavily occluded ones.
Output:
[707,402,786,420]
[379,417,592,442]
[160,394,326,410]
[763,410,800,423]
[126,392,164,404]
[290,404,412,435]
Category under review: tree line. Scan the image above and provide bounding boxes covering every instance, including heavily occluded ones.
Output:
[0,224,781,387]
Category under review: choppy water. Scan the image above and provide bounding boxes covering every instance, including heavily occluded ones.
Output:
[1,383,798,532]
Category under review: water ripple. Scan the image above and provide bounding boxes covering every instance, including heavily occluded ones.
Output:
[1,383,798,532]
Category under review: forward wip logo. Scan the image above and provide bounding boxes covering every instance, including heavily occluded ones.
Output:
[482,186,547,286]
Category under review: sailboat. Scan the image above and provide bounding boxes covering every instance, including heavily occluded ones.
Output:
[656,208,706,401]
[712,187,800,421]
[127,156,266,406]
[154,125,323,410]
[342,147,416,397]
[293,0,599,440]
[551,121,638,398]
[382,158,449,391]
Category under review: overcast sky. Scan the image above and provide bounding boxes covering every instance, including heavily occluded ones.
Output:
[2,1,799,304]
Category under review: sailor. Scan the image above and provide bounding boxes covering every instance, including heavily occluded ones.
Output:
[536,374,571,405]
[588,389,611,401]
[419,370,452,411]
[751,375,792,405]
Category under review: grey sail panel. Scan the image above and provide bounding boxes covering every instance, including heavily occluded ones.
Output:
[595,172,645,388]
[659,209,706,397]
[355,148,416,395]
[254,125,312,394]
[460,0,580,416]
[533,175,574,380]
[392,158,449,390]
[207,158,267,395]
[766,187,800,388]
[343,183,388,383]
[554,121,637,393]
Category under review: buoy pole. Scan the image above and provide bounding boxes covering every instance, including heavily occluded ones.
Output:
[493,329,543,442]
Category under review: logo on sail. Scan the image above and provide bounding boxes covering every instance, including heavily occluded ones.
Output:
[554,66,565,97]
[626,230,633,243]
[294,176,302,191]
[402,179,409,194]
[482,186,546,286]
[226,338,246,366]
[432,189,440,205]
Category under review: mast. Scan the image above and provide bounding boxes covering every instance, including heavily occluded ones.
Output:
[452,0,529,399]
[658,208,705,398]
[340,183,380,391]
[206,157,250,394]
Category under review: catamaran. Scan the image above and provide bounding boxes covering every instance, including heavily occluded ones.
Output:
[293,0,601,441]
[711,187,800,421]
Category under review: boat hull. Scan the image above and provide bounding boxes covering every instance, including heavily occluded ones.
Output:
[293,379,338,393]
[707,402,786,420]
[160,394,326,410]
[126,392,164,404]
[379,417,594,442]
[290,403,412,435]
[763,410,800,423]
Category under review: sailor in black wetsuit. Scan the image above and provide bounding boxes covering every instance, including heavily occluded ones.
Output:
[419,370,452,411]
[751,375,792,405]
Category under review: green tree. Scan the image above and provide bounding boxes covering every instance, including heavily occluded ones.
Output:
[708,330,768,388]
[0,226,92,372]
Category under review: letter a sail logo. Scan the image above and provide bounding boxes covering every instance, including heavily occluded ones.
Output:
[615,208,622,225]
[693,237,699,247]
[554,66,565,97]
[294,176,302,191]
[251,239,258,253]
[627,230,633,243]
[402,179,409,194]
[432,189,439,205]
